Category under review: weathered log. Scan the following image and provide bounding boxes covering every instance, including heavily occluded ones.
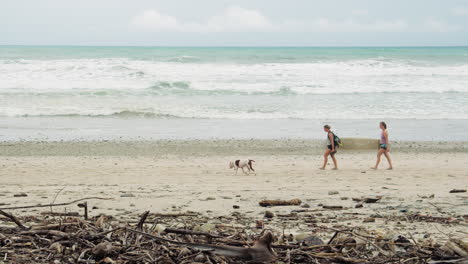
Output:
[259,198,301,207]
[126,228,277,262]
[0,210,29,230]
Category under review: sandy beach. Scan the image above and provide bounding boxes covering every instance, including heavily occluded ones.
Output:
[1,139,467,243]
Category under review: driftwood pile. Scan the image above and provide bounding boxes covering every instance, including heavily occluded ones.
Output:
[0,198,467,263]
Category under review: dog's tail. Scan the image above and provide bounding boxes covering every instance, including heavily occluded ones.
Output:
[248,160,255,171]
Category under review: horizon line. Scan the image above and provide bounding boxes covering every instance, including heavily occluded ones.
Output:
[1,44,468,48]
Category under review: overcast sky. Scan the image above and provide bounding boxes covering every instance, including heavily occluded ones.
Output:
[2,0,468,46]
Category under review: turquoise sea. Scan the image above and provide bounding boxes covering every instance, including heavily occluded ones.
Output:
[0,46,467,141]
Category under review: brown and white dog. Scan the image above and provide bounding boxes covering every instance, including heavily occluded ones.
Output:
[229,159,256,175]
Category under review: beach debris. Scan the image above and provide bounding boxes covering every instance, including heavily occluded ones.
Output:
[363,217,376,223]
[449,189,467,193]
[264,210,275,218]
[301,236,325,246]
[321,205,344,210]
[13,193,28,197]
[1,199,467,263]
[355,203,364,208]
[352,196,382,203]
[233,205,240,209]
[196,223,216,233]
[120,193,135,197]
[259,198,301,207]
[0,210,28,230]
[256,220,264,229]
[92,242,121,260]
[77,202,88,219]
[328,191,339,195]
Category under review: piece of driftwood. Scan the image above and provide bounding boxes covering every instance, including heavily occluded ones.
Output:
[127,228,277,262]
[40,212,80,217]
[0,197,111,210]
[322,205,344,210]
[19,230,70,239]
[149,212,199,217]
[77,202,88,220]
[449,189,467,193]
[0,210,29,230]
[352,197,381,203]
[164,227,222,238]
[446,241,468,257]
[136,210,150,230]
[91,242,122,260]
[259,198,301,207]
[31,222,79,230]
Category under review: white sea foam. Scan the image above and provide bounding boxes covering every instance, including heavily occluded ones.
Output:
[0,58,467,119]
[1,58,468,93]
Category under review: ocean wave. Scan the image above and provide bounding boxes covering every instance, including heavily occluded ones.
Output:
[1,58,468,94]
[1,87,467,97]
[17,110,183,118]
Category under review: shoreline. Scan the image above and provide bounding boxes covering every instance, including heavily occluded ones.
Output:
[0,139,467,156]
[2,117,468,142]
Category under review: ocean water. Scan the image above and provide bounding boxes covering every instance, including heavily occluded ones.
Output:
[0,46,467,141]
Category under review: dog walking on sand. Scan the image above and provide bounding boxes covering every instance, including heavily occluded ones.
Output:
[229,159,256,175]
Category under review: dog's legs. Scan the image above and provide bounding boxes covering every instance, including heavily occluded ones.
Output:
[234,168,238,176]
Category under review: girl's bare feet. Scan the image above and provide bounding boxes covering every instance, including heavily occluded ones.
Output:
[332,167,338,170]
[387,167,393,170]
[371,166,377,170]
[319,167,325,170]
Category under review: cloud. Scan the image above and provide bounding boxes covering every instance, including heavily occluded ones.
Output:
[302,18,408,32]
[351,9,369,16]
[452,7,468,16]
[131,6,273,33]
[131,7,461,33]
[424,18,462,32]
[131,10,181,31]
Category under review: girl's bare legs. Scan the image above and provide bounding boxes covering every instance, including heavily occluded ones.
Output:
[371,149,385,169]
[320,150,331,170]
[330,153,338,170]
[383,151,393,170]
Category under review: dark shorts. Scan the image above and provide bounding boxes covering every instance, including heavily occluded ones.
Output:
[327,145,337,155]
[380,144,387,150]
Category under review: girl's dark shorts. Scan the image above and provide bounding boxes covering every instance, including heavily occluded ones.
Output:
[327,145,337,155]
[380,144,387,150]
